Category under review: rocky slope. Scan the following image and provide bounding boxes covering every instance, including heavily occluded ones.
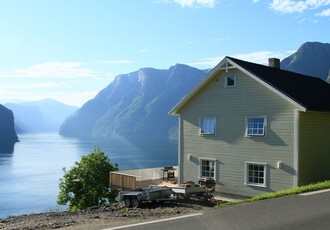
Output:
[0,105,18,153]
[59,64,207,140]
[0,200,221,230]
[60,42,330,141]
[281,41,330,80]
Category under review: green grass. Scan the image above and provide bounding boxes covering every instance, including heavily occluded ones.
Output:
[219,180,330,207]
[48,205,66,213]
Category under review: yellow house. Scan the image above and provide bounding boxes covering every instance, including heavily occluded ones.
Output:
[170,56,330,197]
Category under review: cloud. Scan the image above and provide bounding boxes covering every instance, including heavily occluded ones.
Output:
[160,0,217,8]
[101,60,135,64]
[269,0,330,14]
[316,8,330,15]
[0,62,96,78]
[188,50,295,67]
[0,82,66,90]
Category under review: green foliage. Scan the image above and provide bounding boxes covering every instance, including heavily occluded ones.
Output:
[219,180,330,207]
[57,147,118,211]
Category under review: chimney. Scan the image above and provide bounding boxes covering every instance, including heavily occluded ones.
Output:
[268,58,280,69]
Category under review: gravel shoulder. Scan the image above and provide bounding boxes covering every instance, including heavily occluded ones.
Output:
[0,199,223,230]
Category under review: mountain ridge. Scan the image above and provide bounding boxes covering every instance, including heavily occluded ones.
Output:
[60,41,330,140]
[60,64,207,139]
[281,41,330,80]
[5,99,78,133]
[0,104,18,153]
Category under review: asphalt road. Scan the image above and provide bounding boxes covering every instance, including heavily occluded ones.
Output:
[105,190,330,230]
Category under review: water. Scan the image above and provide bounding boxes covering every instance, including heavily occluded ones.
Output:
[0,133,177,218]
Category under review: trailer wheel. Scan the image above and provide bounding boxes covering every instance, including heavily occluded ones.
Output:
[124,197,131,207]
[132,198,140,208]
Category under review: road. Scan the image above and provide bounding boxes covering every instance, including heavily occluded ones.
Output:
[104,190,330,230]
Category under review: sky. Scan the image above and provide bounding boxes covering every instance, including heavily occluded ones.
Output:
[0,0,329,107]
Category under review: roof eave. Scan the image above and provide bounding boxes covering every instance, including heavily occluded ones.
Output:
[169,57,231,116]
[226,57,307,112]
[169,56,308,115]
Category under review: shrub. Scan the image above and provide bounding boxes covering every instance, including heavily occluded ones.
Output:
[57,148,118,211]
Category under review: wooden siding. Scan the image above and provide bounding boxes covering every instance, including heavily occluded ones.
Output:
[298,111,330,185]
[179,68,298,197]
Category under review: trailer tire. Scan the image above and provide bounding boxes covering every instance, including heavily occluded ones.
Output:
[132,198,140,208]
[124,197,131,207]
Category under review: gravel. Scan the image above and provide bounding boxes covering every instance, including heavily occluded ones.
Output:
[0,199,223,230]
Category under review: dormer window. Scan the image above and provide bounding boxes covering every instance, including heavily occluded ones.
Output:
[225,76,236,87]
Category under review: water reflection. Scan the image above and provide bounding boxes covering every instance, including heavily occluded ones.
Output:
[0,133,177,218]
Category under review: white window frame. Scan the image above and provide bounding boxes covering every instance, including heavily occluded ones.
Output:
[199,117,216,136]
[245,115,267,137]
[225,75,236,87]
[245,162,267,188]
[199,158,217,180]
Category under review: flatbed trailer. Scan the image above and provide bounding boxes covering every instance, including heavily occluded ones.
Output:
[119,187,176,208]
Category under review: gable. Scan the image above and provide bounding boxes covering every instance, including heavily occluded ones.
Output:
[170,57,330,115]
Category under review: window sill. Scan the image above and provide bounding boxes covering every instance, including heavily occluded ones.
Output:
[244,183,266,188]
[200,134,216,136]
[244,135,265,138]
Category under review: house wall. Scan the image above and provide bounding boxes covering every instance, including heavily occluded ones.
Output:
[179,68,298,197]
[298,111,330,185]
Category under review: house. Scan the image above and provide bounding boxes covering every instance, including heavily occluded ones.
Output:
[169,56,330,197]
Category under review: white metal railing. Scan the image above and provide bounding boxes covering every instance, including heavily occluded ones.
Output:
[119,166,178,181]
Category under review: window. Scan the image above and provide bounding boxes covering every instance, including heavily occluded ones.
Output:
[225,76,236,87]
[200,117,216,135]
[245,162,267,187]
[245,116,266,136]
[200,159,215,178]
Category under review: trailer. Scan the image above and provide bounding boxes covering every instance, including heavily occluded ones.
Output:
[118,178,216,208]
[118,187,175,208]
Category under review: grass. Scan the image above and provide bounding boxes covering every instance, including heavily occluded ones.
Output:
[218,180,330,207]
[48,206,66,213]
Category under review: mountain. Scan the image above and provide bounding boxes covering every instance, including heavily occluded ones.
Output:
[60,41,330,141]
[5,99,78,133]
[281,42,330,80]
[60,64,207,140]
[0,104,18,153]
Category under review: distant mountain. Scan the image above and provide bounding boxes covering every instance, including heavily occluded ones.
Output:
[281,42,330,80]
[0,104,18,153]
[5,99,78,133]
[60,41,330,141]
[59,64,207,140]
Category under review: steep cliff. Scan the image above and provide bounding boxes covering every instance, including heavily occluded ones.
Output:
[0,104,19,153]
[59,64,207,140]
[281,42,330,80]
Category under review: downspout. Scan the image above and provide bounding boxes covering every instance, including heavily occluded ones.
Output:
[293,109,299,187]
[178,116,183,184]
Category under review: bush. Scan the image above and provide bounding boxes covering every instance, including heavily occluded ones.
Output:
[57,148,118,211]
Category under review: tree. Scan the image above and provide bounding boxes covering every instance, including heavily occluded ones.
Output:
[57,147,118,211]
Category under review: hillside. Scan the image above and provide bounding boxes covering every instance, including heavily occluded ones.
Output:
[59,64,207,140]
[60,41,330,141]
[0,105,18,153]
[281,42,330,80]
[5,99,78,133]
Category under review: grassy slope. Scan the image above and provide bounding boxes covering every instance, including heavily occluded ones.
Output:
[219,180,330,206]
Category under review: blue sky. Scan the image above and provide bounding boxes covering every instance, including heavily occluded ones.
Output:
[0,0,329,106]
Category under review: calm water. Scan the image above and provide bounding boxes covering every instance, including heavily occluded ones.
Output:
[0,133,177,218]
